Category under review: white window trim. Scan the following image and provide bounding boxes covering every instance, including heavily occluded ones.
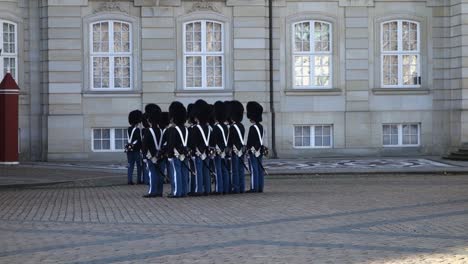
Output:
[292,20,332,89]
[380,20,421,88]
[91,128,128,152]
[89,20,133,91]
[293,124,333,149]
[183,20,224,90]
[0,20,18,80]
[382,123,420,147]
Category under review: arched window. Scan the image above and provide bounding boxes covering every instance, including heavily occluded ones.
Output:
[183,20,224,89]
[292,20,332,88]
[90,20,132,90]
[381,20,420,87]
[0,20,17,80]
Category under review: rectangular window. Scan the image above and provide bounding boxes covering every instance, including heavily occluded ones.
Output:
[92,128,128,152]
[184,20,224,89]
[382,123,420,147]
[294,125,333,148]
[0,21,17,80]
[90,21,132,90]
[381,20,420,87]
[292,21,332,89]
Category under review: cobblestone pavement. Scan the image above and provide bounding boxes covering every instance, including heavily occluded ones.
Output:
[0,171,467,263]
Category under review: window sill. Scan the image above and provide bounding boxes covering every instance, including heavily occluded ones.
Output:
[372,88,430,95]
[83,90,141,98]
[285,88,342,96]
[175,89,234,97]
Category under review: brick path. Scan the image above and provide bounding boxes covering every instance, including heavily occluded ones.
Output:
[0,168,467,263]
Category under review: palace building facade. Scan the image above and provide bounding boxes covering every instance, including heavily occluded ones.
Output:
[1,0,467,161]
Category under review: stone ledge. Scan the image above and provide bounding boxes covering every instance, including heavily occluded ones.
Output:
[284,88,343,96]
[338,0,374,7]
[82,91,142,98]
[175,89,234,97]
[372,88,430,95]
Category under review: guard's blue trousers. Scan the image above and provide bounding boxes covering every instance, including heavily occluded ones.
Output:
[195,156,211,194]
[189,157,197,193]
[147,161,163,195]
[249,154,264,192]
[143,160,150,185]
[127,151,142,184]
[214,156,229,193]
[168,158,189,197]
[231,154,245,193]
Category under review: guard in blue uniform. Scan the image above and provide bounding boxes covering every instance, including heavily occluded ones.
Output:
[190,100,213,195]
[228,101,246,193]
[246,101,265,193]
[142,108,163,198]
[211,101,229,194]
[159,111,170,184]
[141,112,151,185]
[125,110,143,185]
[186,103,198,194]
[167,101,190,198]
[224,101,233,193]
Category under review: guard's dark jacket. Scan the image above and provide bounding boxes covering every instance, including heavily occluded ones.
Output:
[167,125,189,158]
[228,122,245,150]
[211,122,229,151]
[127,126,142,152]
[159,127,169,155]
[142,127,161,158]
[246,123,264,151]
[189,124,212,153]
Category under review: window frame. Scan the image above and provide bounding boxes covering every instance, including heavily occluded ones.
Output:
[91,128,128,152]
[380,20,421,88]
[293,124,333,149]
[0,20,18,80]
[382,123,420,147]
[182,20,225,90]
[292,20,333,89]
[89,20,133,91]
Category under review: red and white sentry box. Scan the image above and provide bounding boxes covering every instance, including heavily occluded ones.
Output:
[0,73,19,164]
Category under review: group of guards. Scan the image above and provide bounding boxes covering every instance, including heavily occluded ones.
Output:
[125,100,267,198]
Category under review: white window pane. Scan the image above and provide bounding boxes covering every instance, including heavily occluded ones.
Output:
[382,22,398,51]
[315,136,323,146]
[403,135,410,145]
[295,137,302,147]
[295,126,302,137]
[93,57,110,88]
[314,22,330,52]
[403,22,418,51]
[303,137,311,146]
[185,22,201,52]
[410,135,418,144]
[102,129,110,139]
[391,135,398,145]
[92,22,109,53]
[383,135,390,145]
[102,140,111,149]
[303,126,310,137]
[383,125,390,135]
[315,126,323,136]
[383,55,398,85]
[402,55,419,85]
[323,126,331,136]
[294,56,310,87]
[323,136,331,146]
[402,124,410,135]
[206,22,222,52]
[114,57,131,88]
[94,140,102,150]
[294,22,310,52]
[93,129,101,139]
[185,56,202,87]
[411,124,418,134]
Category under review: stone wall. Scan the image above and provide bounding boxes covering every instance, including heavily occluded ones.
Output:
[2,0,465,160]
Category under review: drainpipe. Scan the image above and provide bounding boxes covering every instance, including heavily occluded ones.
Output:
[268,0,277,158]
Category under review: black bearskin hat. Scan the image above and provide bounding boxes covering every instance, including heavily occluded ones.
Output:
[187,103,196,124]
[169,101,187,126]
[214,101,226,123]
[247,101,263,123]
[230,100,244,123]
[142,112,150,128]
[208,104,215,126]
[195,100,210,124]
[159,112,170,128]
[224,100,233,123]
[145,103,161,115]
[128,110,143,126]
[148,107,161,127]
